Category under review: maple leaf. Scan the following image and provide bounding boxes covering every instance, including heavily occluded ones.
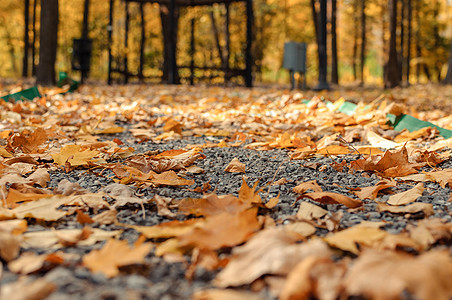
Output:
[5,188,52,208]
[296,202,328,220]
[12,127,48,153]
[178,193,251,217]
[8,252,64,274]
[214,228,331,287]
[163,118,183,134]
[10,196,69,221]
[224,157,246,173]
[178,208,260,251]
[83,238,152,278]
[300,192,362,208]
[52,144,99,167]
[343,250,452,300]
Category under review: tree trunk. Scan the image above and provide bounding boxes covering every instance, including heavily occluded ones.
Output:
[209,10,225,67]
[330,0,338,85]
[23,0,30,77]
[36,0,58,86]
[415,0,420,82]
[315,0,329,90]
[31,0,38,76]
[160,4,180,83]
[384,0,400,88]
[139,2,145,81]
[352,1,358,81]
[442,41,452,84]
[399,0,405,81]
[359,0,366,85]
[406,0,412,84]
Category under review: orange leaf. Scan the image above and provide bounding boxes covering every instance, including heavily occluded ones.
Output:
[293,180,323,194]
[387,183,424,205]
[151,171,195,186]
[377,202,434,216]
[354,179,396,200]
[163,118,183,134]
[83,239,152,278]
[301,192,362,208]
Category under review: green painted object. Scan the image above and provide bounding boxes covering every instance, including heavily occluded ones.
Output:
[58,72,79,93]
[0,86,41,102]
[388,114,452,139]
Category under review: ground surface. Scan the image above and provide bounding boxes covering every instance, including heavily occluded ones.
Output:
[0,83,451,300]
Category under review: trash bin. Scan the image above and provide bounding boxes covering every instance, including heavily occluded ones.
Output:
[283,42,307,89]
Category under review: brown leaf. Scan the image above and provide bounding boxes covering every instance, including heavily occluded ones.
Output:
[0,231,21,261]
[27,168,50,187]
[130,219,202,239]
[293,180,323,194]
[280,257,345,300]
[163,118,183,134]
[344,250,452,300]
[10,196,69,221]
[154,195,177,218]
[83,238,152,278]
[301,192,362,208]
[224,157,246,173]
[178,208,260,251]
[55,226,92,246]
[151,171,195,186]
[387,183,424,205]
[12,127,48,153]
[214,228,331,287]
[0,277,56,300]
[178,194,250,217]
[283,221,316,237]
[324,225,388,254]
[92,209,118,225]
[407,218,452,250]
[5,188,51,209]
[51,144,99,166]
[377,202,434,216]
[8,252,64,274]
[354,179,396,200]
[76,209,94,224]
[193,289,265,300]
[55,179,89,195]
[296,202,327,220]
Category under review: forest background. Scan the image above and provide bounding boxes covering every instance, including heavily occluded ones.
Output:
[0,0,452,87]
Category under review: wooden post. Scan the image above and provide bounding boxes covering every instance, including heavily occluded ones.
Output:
[168,0,177,84]
[245,0,253,87]
[139,2,145,82]
[23,0,30,77]
[107,0,114,85]
[124,1,130,84]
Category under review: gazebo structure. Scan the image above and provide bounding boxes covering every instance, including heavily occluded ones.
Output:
[106,0,254,87]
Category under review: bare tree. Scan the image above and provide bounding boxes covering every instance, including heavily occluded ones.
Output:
[36,0,58,85]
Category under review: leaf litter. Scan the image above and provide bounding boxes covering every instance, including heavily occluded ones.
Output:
[0,84,451,299]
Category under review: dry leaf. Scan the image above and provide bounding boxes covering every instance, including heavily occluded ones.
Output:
[0,277,56,300]
[377,202,434,216]
[387,183,424,205]
[354,179,396,200]
[300,192,362,208]
[151,171,195,186]
[178,194,251,217]
[83,238,152,278]
[8,252,64,274]
[55,179,89,195]
[27,168,50,187]
[296,202,327,220]
[0,231,21,261]
[92,209,118,225]
[224,157,246,173]
[214,228,331,287]
[193,289,265,300]
[55,226,92,246]
[130,219,202,239]
[10,196,69,221]
[293,180,323,194]
[178,208,260,251]
[51,144,99,166]
[154,195,176,218]
[284,221,316,237]
[344,250,452,300]
[324,226,388,254]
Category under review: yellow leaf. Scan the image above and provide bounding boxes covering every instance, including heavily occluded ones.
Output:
[387,183,424,205]
[83,239,152,278]
[51,145,99,166]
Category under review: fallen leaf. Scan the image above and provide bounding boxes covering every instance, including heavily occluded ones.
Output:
[178,194,250,217]
[300,192,362,208]
[10,196,69,221]
[130,219,202,239]
[0,231,21,261]
[154,195,177,218]
[293,180,323,194]
[387,183,424,205]
[151,171,195,186]
[377,202,434,216]
[5,189,51,209]
[51,144,99,166]
[224,157,246,173]
[354,179,396,200]
[12,127,48,153]
[407,218,452,250]
[76,209,94,224]
[284,221,316,237]
[163,118,183,134]
[344,250,452,300]
[178,208,260,251]
[83,238,152,278]
[193,289,265,300]
[296,202,328,220]
[55,226,92,246]
[8,252,64,274]
[27,168,50,187]
[92,209,118,225]
[214,228,331,287]
[324,226,388,254]
[0,277,56,300]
